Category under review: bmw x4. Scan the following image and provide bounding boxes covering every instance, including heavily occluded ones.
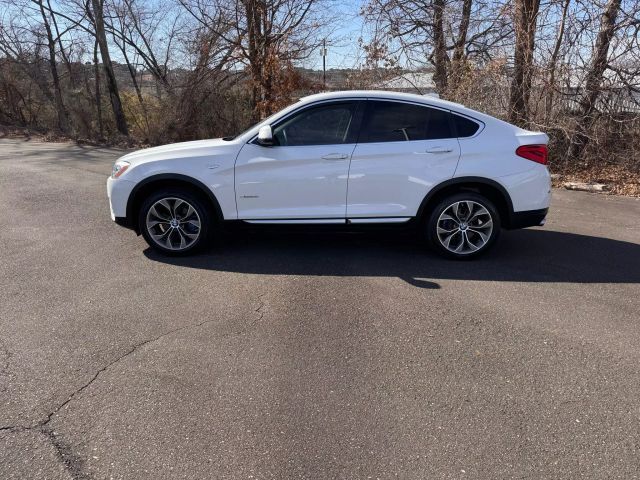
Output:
[107,91,551,259]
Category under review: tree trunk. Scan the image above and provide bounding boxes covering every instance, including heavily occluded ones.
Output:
[566,0,621,161]
[93,39,104,139]
[90,0,128,135]
[509,0,540,126]
[46,0,76,88]
[36,0,70,134]
[117,40,145,107]
[432,0,449,95]
[450,0,472,92]
[545,0,570,124]
[120,46,150,137]
[244,0,268,120]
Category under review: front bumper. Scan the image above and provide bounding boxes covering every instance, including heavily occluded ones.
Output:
[107,176,136,226]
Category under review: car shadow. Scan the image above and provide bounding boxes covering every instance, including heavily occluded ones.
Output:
[143,228,640,288]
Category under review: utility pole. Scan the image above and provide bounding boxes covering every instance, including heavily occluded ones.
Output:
[321,39,327,90]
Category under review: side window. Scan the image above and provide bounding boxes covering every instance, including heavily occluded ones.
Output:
[361,101,453,142]
[425,108,454,140]
[272,102,357,146]
[452,114,480,137]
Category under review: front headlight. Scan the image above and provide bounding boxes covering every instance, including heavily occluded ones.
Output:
[111,160,130,178]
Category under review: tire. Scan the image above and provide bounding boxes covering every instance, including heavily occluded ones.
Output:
[138,189,213,255]
[425,192,501,259]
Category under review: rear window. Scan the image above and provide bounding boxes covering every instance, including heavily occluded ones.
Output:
[452,114,480,137]
[361,101,454,142]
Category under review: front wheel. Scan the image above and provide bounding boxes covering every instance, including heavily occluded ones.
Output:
[426,193,501,259]
[138,190,212,255]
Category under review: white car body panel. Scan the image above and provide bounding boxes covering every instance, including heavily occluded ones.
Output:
[109,139,239,219]
[347,137,460,218]
[234,142,355,219]
[107,177,136,219]
[107,90,551,228]
[452,120,551,212]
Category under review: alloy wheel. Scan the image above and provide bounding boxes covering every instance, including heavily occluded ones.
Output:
[145,197,201,251]
[436,200,493,255]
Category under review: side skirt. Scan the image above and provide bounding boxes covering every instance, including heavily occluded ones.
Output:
[221,218,418,234]
[242,217,412,225]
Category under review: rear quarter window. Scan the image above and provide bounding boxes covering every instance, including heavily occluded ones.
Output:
[452,114,481,138]
[361,101,454,142]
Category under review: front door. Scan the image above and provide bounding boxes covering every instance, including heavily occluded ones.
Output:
[235,101,363,220]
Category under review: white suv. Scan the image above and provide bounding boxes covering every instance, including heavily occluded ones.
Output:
[107,91,550,259]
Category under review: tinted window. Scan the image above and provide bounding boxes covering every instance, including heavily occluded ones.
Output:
[361,101,453,142]
[452,114,480,137]
[273,102,356,146]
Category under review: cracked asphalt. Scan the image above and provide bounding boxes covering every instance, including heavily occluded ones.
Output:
[1,138,640,479]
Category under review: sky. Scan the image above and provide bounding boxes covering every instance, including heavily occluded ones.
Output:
[300,0,367,71]
[3,0,370,71]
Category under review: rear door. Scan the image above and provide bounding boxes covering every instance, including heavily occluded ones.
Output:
[347,100,460,219]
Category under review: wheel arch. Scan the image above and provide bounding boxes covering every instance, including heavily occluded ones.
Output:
[416,177,514,228]
[126,174,223,233]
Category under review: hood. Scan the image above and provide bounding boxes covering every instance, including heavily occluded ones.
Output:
[120,138,236,165]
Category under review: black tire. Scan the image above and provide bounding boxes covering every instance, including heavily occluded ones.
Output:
[425,192,501,260]
[138,189,213,255]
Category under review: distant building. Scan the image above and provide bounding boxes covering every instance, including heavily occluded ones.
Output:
[373,72,438,96]
[559,68,640,114]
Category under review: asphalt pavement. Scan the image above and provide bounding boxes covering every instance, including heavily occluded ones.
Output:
[1,138,639,479]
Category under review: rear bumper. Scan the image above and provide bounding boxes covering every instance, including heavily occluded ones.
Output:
[508,208,548,229]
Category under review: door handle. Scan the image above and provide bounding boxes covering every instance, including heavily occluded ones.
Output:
[425,147,453,154]
[321,153,349,160]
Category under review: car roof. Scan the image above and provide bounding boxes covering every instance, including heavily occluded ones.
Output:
[297,90,527,134]
[299,90,465,111]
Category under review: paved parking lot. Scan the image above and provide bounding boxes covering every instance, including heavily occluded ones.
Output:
[1,138,639,479]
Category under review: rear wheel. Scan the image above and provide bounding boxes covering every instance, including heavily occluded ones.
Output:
[426,192,500,259]
[138,189,212,255]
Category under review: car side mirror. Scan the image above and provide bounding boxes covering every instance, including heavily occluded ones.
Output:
[257,125,274,146]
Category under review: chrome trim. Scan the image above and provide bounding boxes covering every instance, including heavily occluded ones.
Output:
[348,217,411,224]
[244,219,346,225]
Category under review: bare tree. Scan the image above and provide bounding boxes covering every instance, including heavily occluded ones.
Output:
[432,0,448,92]
[88,0,128,135]
[509,0,540,126]
[566,0,622,161]
[450,0,473,90]
[361,0,512,97]
[34,0,71,133]
[0,1,75,132]
[238,0,332,117]
[543,0,571,124]
[180,0,334,119]
[93,38,104,138]
[106,0,179,96]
